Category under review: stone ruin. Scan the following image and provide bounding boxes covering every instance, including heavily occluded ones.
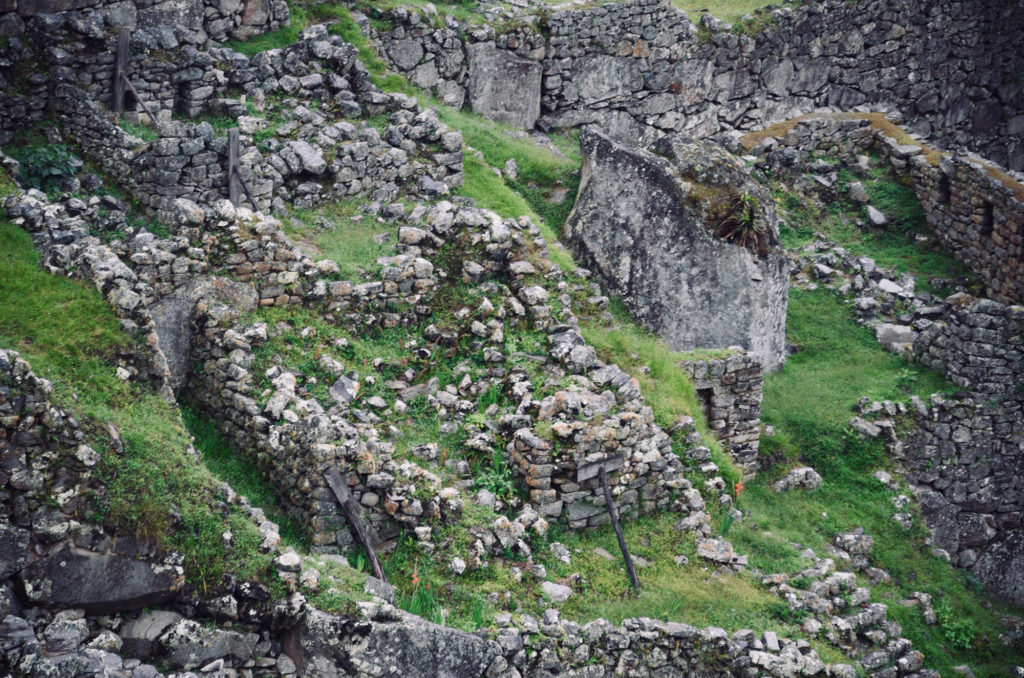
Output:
[2,0,1024,674]
[373,0,1024,170]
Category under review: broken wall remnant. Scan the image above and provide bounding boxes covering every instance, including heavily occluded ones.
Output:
[565,125,789,372]
[680,353,764,476]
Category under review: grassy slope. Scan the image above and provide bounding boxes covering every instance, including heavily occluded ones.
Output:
[0,216,276,593]
[736,286,1020,675]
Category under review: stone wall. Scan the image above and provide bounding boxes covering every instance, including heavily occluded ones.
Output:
[899,296,1024,603]
[0,0,287,43]
[680,353,763,476]
[373,0,1024,170]
[52,29,465,219]
[743,111,1024,306]
[0,346,187,617]
[0,0,287,133]
[5,191,175,396]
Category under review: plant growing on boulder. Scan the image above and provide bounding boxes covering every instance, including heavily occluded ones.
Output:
[708,191,767,251]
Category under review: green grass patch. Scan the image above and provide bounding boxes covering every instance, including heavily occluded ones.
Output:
[225,6,310,57]
[181,405,311,549]
[753,286,1021,675]
[776,168,974,294]
[0,219,277,594]
[283,198,395,279]
[117,119,158,142]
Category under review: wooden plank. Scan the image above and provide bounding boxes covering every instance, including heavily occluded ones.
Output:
[120,73,160,127]
[576,453,623,483]
[228,128,240,207]
[600,465,641,593]
[323,468,388,583]
[113,30,129,115]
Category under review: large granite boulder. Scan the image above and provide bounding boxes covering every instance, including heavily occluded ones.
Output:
[283,607,495,677]
[19,545,183,615]
[467,42,542,130]
[565,126,789,371]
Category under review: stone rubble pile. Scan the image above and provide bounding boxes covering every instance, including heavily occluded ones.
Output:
[53,28,464,218]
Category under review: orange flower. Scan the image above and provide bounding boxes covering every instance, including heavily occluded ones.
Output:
[412,563,420,587]
[735,480,745,495]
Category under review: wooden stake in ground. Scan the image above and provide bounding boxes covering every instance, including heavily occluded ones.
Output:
[323,468,387,583]
[578,454,641,593]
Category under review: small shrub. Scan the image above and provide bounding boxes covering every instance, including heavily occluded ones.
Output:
[935,598,976,650]
[10,144,82,193]
[477,450,517,501]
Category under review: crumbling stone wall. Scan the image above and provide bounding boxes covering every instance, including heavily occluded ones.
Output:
[374,0,1024,169]
[0,347,188,617]
[0,0,287,43]
[900,296,1024,602]
[54,54,464,220]
[0,0,288,133]
[680,353,763,476]
[5,191,175,396]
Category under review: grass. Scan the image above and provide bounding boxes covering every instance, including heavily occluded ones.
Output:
[117,119,158,142]
[283,197,395,279]
[776,163,975,294]
[225,6,311,57]
[182,405,311,549]
[745,286,1022,676]
[672,0,775,21]
[0,217,279,594]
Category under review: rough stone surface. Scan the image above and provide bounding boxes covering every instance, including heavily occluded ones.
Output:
[467,42,542,130]
[150,274,257,393]
[20,545,184,614]
[566,126,789,371]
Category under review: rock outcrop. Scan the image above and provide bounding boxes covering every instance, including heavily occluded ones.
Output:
[565,126,789,371]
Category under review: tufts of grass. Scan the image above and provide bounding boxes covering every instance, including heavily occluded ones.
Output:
[283,197,395,279]
[225,7,310,57]
[181,406,311,549]
[775,170,974,294]
[117,119,158,142]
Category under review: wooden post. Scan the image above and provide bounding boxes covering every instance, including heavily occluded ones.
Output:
[600,465,641,593]
[228,128,240,206]
[113,30,129,115]
[227,128,259,210]
[323,468,388,583]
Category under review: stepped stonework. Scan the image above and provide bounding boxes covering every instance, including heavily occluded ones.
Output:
[3,0,1024,674]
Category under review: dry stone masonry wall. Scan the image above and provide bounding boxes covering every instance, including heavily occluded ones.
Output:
[0,0,287,133]
[680,354,764,476]
[50,29,464,219]
[0,347,187,621]
[902,296,1024,603]
[373,0,1024,170]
